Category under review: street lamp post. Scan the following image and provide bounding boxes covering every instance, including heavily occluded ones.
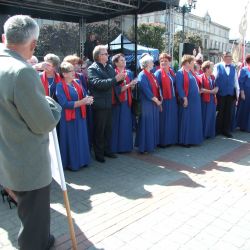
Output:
[175,0,197,42]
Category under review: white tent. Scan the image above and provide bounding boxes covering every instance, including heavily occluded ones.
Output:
[107,34,159,62]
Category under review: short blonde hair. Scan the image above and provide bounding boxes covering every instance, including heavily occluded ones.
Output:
[59,61,74,78]
[92,45,107,62]
[139,54,154,69]
[181,54,195,66]
[201,60,214,72]
[63,54,82,65]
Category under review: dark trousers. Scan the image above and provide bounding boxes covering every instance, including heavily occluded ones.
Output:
[216,95,234,134]
[13,184,51,250]
[93,108,112,158]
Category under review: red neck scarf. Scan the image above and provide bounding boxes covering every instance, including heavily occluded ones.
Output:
[61,79,86,121]
[40,71,61,96]
[160,67,175,100]
[201,74,217,104]
[143,69,160,99]
[182,68,201,97]
[112,68,132,107]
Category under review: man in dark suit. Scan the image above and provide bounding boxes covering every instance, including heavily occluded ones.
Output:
[214,51,240,138]
[84,33,97,62]
[88,45,126,162]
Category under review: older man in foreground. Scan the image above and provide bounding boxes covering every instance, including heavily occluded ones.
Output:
[0,15,61,250]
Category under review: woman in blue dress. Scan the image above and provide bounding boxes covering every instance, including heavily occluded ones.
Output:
[135,54,162,153]
[237,54,250,132]
[200,61,218,138]
[63,55,93,146]
[56,62,94,171]
[39,53,61,98]
[176,55,203,146]
[111,54,137,153]
[154,53,178,147]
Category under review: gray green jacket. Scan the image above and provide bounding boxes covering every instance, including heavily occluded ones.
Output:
[0,47,61,191]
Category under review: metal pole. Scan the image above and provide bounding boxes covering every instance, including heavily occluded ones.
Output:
[79,17,86,58]
[165,2,168,52]
[182,7,185,43]
[108,19,110,52]
[134,13,138,76]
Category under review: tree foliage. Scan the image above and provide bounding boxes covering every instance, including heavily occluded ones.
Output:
[35,22,80,60]
[173,31,203,61]
[137,23,166,52]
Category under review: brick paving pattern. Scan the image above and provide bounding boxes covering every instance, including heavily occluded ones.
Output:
[1,131,250,250]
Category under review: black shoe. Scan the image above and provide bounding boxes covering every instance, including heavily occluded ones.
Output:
[104,153,117,158]
[95,156,105,163]
[223,132,233,138]
[46,234,55,250]
[7,195,17,209]
[1,189,8,202]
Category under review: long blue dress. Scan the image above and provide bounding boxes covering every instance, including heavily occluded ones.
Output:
[201,76,216,138]
[111,71,133,153]
[135,71,160,153]
[56,81,90,171]
[237,67,250,132]
[154,69,178,145]
[176,69,203,145]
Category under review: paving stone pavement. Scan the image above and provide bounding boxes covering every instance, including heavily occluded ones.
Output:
[1,131,250,250]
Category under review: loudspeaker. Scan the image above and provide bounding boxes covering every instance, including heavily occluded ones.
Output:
[182,43,195,55]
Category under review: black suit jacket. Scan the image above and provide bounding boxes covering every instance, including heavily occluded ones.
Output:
[88,62,121,109]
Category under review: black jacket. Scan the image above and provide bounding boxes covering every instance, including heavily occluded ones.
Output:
[88,62,120,109]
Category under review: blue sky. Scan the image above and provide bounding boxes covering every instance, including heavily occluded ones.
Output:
[179,0,250,40]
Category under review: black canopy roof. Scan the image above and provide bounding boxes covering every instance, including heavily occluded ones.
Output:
[0,0,179,23]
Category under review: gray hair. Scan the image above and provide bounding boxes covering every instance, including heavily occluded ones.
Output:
[93,45,107,62]
[3,15,39,45]
[44,53,60,67]
[139,54,154,69]
[27,55,38,65]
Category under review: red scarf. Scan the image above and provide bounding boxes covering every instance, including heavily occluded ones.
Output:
[40,71,61,96]
[201,74,217,104]
[112,68,132,107]
[183,69,201,97]
[143,69,160,99]
[61,79,86,121]
[160,67,175,100]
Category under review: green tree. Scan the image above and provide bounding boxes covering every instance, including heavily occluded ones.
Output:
[173,31,203,61]
[36,22,80,60]
[137,23,166,52]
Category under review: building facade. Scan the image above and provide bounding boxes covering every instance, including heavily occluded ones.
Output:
[138,10,230,63]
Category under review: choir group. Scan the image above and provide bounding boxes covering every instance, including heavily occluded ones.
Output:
[33,48,250,171]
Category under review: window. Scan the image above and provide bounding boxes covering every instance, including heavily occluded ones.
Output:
[210,40,213,48]
[205,39,208,49]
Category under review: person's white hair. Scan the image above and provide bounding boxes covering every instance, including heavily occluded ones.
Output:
[27,55,38,65]
[44,53,60,67]
[139,54,154,69]
[3,15,39,45]
[92,45,107,62]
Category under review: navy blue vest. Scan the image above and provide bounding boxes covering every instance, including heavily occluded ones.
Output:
[216,64,235,96]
